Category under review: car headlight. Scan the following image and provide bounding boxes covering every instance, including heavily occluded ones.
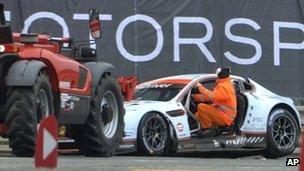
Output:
[166,109,185,117]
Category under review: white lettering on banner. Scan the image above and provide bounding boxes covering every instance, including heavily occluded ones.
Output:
[224,18,262,65]
[73,14,112,21]
[22,12,70,38]
[116,14,163,62]
[4,9,303,66]
[73,14,112,49]
[4,11,10,21]
[173,17,215,62]
[273,21,304,66]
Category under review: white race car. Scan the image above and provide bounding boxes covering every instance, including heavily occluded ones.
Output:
[118,74,301,158]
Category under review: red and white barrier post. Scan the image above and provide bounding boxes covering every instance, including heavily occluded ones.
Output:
[35,115,58,168]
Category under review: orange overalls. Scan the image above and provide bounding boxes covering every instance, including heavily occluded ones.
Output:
[194,77,237,129]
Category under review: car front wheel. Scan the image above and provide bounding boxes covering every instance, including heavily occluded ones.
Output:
[138,112,170,156]
[264,108,299,158]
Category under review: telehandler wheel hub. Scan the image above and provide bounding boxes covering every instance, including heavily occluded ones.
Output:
[100,91,119,139]
[37,89,50,128]
[101,104,113,125]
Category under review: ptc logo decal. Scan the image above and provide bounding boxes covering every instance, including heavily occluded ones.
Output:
[177,123,184,132]
[0,45,5,53]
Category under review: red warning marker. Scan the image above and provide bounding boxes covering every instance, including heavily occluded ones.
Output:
[35,115,58,168]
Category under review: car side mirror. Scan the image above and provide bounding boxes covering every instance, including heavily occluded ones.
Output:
[89,9,101,39]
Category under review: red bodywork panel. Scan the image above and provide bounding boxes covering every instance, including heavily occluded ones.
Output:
[117,76,138,101]
[0,33,92,134]
[12,33,92,96]
[0,124,7,134]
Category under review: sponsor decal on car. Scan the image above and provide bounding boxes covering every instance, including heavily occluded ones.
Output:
[225,137,246,147]
[252,117,263,123]
[224,136,265,147]
[60,93,69,101]
[225,136,264,146]
[139,83,173,89]
[59,81,71,88]
[213,140,220,147]
[60,93,80,111]
[177,122,184,132]
[268,109,284,125]
[150,84,172,88]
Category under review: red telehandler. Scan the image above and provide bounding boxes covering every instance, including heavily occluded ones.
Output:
[0,3,124,157]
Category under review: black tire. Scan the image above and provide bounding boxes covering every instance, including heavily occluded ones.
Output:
[4,72,54,157]
[75,75,124,157]
[138,112,170,156]
[264,108,299,158]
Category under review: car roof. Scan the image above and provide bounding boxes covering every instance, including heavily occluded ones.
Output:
[139,74,212,86]
[136,74,248,102]
[138,73,246,87]
[162,74,210,80]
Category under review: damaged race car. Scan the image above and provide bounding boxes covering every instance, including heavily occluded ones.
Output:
[119,74,301,158]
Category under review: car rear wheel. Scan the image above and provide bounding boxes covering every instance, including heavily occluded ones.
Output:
[138,112,170,156]
[264,108,299,158]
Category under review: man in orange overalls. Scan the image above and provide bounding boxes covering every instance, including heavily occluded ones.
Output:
[194,67,237,136]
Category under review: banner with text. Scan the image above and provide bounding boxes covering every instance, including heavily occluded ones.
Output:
[1,0,304,98]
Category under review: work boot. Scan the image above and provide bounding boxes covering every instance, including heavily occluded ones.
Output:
[195,130,205,137]
[196,126,217,138]
[202,128,217,137]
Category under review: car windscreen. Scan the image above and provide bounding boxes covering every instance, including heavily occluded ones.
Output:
[135,84,185,101]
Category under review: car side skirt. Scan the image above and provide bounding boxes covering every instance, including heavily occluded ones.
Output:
[117,139,137,154]
[177,134,267,152]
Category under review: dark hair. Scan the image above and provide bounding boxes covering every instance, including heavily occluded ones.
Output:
[218,67,230,78]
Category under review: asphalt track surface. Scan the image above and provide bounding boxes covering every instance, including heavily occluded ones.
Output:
[0,146,300,171]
